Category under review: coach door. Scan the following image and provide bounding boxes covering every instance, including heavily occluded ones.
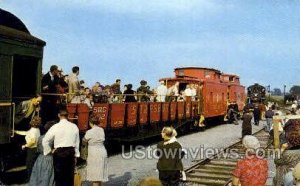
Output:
[0,55,14,144]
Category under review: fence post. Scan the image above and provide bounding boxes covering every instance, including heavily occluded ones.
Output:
[273,116,280,149]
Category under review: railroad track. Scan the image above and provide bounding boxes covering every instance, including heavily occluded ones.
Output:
[183,129,272,186]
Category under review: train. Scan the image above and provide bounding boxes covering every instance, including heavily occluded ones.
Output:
[247,83,266,104]
[67,67,246,141]
[0,9,246,172]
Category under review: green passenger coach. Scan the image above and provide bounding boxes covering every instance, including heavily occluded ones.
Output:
[0,8,45,147]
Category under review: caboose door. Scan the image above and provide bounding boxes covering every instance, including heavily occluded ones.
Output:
[0,55,13,144]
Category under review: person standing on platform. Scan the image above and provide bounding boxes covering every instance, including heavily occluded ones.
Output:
[156,127,184,186]
[15,116,41,182]
[156,81,168,102]
[41,65,59,124]
[43,109,80,186]
[232,135,268,186]
[83,114,108,186]
[265,107,274,132]
[273,119,300,186]
[241,109,253,138]
[253,104,260,125]
[29,121,56,186]
[68,66,80,102]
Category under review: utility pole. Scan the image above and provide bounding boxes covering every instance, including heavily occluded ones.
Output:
[268,85,271,100]
[283,85,286,96]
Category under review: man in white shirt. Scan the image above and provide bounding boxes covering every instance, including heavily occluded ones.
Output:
[156,81,168,102]
[43,109,80,186]
[184,84,192,100]
[167,82,179,101]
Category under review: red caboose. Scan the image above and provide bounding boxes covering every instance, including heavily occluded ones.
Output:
[66,66,245,141]
[221,74,246,111]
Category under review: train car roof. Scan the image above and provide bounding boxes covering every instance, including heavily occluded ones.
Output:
[221,73,240,78]
[0,8,29,33]
[0,8,46,46]
[174,67,221,74]
[159,77,201,83]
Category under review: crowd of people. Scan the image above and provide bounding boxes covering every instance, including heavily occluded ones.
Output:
[229,101,300,186]
[15,109,108,186]
[13,64,300,186]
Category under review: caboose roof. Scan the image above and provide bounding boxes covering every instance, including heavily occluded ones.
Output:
[174,67,221,74]
[221,73,240,78]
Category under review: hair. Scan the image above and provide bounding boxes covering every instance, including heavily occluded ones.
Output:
[138,177,162,186]
[89,113,99,125]
[50,65,58,72]
[162,126,177,138]
[72,66,80,73]
[58,109,68,118]
[242,135,260,154]
[127,84,133,90]
[30,116,41,128]
[44,121,56,131]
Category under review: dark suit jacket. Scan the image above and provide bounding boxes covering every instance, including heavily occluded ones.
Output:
[41,72,59,94]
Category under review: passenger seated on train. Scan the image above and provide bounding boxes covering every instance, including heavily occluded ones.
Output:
[91,82,104,94]
[71,88,93,109]
[111,79,122,103]
[124,84,136,102]
[177,90,185,102]
[137,80,152,102]
[184,84,192,101]
[190,84,197,101]
[167,82,179,102]
[15,95,42,125]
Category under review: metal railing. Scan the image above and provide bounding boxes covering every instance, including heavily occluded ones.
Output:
[0,102,15,137]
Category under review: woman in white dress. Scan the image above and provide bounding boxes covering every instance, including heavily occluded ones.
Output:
[83,113,108,186]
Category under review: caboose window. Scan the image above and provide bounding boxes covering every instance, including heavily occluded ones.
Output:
[178,70,184,76]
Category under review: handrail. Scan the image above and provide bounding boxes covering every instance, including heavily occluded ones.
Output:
[40,92,198,103]
[0,102,15,137]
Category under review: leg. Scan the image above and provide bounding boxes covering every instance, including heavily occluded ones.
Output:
[53,148,75,186]
[92,182,101,186]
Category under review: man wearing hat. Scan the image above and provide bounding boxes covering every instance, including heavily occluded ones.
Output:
[137,80,152,102]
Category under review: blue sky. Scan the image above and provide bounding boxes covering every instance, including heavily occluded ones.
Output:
[1,0,300,92]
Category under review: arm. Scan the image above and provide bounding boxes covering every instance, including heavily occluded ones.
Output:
[24,138,37,148]
[75,129,80,158]
[42,127,55,155]
[14,130,27,136]
[232,176,240,186]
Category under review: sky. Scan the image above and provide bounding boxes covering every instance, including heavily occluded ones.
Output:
[1,0,300,92]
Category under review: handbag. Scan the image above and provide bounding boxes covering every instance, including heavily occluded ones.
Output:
[74,169,82,186]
